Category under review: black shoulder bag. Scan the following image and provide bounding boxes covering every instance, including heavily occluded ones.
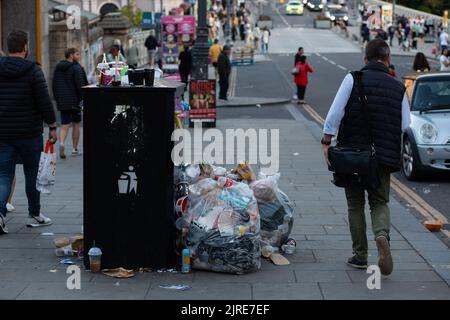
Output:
[328,71,380,189]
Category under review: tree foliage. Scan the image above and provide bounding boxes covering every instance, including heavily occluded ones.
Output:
[396,0,446,16]
[120,0,143,27]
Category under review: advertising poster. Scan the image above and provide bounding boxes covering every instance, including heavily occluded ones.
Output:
[189,80,216,126]
[161,16,196,73]
[381,5,393,30]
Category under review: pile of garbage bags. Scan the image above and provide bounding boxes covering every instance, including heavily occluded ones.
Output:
[174,162,295,275]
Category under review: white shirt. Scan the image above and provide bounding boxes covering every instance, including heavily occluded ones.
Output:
[262,30,270,43]
[440,55,450,71]
[323,73,411,136]
[440,32,449,46]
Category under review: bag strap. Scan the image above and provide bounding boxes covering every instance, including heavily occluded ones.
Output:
[351,71,375,146]
[44,141,54,154]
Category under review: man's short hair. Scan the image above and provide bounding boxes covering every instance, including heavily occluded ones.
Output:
[223,45,231,51]
[65,48,79,59]
[365,39,390,62]
[7,30,28,53]
[214,39,219,44]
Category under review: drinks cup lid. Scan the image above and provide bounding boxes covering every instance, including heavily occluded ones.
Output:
[88,247,102,256]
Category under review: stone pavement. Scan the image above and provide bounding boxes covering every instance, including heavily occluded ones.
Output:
[1,107,450,299]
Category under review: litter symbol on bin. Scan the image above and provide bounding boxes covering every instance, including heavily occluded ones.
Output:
[118,166,138,195]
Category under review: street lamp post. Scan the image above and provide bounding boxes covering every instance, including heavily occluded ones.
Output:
[224,0,232,46]
[192,0,210,81]
[392,0,396,25]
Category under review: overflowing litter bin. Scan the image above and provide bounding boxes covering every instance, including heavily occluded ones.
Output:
[82,80,185,270]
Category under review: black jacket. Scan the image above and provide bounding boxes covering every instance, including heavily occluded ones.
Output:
[0,57,56,140]
[338,62,405,171]
[52,60,87,111]
[217,52,231,77]
[145,35,159,50]
[178,49,193,75]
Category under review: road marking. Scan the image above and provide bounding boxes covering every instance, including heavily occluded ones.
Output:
[291,102,450,239]
[274,5,290,27]
[329,60,336,65]
[338,65,347,70]
[322,56,329,62]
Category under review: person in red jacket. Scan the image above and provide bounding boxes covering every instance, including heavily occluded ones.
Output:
[294,55,314,104]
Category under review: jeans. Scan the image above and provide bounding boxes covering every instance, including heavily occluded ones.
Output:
[261,43,268,53]
[344,165,391,261]
[0,136,43,217]
[219,75,229,99]
[297,85,306,100]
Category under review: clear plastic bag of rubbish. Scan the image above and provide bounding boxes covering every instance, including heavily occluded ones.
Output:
[250,173,294,248]
[183,177,261,274]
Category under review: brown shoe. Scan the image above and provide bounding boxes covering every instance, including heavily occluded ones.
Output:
[376,236,393,275]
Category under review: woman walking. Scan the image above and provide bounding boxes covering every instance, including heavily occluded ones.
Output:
[413,52,431,72]
[293,55,314,104]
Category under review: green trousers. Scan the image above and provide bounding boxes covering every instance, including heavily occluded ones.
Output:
[344,166,391,261]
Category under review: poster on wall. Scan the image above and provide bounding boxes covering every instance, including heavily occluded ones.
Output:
[189,80,216,127]
[161,16,196,74]
[381,5,393,30]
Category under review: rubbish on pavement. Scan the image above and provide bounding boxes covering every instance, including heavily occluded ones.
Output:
[88,245,102,273]
[49,269,57,273]
[261,245,275,258]
[424,220,443,232]
[41,232,54,236]
[70,235,84,255]
[60,258,75,265]
[102,267,135,278]
[158,284,191,291]
[55,245,75,257]
[293,152,299,156]
[422,187,431,194]
[181,248,191,273]
[232,161,256,182]
[281,238,297,254]
[256,104,261,108]
[269,253,290,265]
[182,175,261,274]
[250,173,294,249]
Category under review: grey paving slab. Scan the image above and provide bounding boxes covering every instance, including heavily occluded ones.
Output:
[320,282,450,300]
[0,267,93,283]
[0,283,29,300]
[192,270,296,284]
[146,283,252,300]
[17,281,150,300]
[252,283,323,300]
[347,270,444,283]
[294,270,351,283]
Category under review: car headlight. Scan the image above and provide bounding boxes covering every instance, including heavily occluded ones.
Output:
[319,4,324,8]
[308,3,313,7]
[420,123,438,143]
[343,16,348,21]
[303,0,307,3]
[330,16,336,20]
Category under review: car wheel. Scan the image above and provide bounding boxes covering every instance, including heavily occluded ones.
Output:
[402,136,423,181]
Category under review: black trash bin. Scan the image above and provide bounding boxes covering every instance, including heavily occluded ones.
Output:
[82,79,185,270]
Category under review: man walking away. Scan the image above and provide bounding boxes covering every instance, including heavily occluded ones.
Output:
[145,33,160,66]
[440,29,449,51]
[178,45,193,98]
[253,26,261,52]
[0,30,57,234]
[322,39,411,276]
[217,45,232,101]
[209,39,222,79]
[294,47,304,65]
[126,39,139,69]
[52,48,87,159]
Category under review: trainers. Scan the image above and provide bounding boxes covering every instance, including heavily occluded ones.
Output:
[376,236,393,275]
[6,203,15,212]
[60,145,66,159]
[0,214,8,234]
[27,214,53,228]
[292,94,298,100]
[347,256,368,269]
[72,149,81,156]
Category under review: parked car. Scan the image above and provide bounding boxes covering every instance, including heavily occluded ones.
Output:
[306,0,326,12]
[286,1,304,15]
[401,72,450,180]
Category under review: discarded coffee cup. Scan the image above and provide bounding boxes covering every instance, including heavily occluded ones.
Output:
[281,238,296,255]
[88,246,102,273]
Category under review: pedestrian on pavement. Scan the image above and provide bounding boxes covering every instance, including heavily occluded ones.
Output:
[412,52,430,72]
[439,28,449,51]
[293,55,314,104]
[0,30,58,234]
[294,47,304,65]
[217,45,232,101]
[125,39,139,69]
[388,25,395,46]
[52,48,87,159]
[107,45,126,63]
[178,45,193,96]
[361,23,370,48]
[439,48,450,71]
[253,26,261,52]
[144,33,160,66]
[261,27,271,54]
[209,39,223,79]
[322,39,411,276]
